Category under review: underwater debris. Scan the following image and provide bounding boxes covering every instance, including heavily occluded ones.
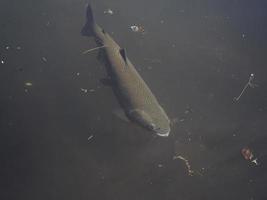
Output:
[241,147,259,166]
[88,135,94,141]
[234,73,258,102]
[81,88,88,93]
[25,82,33,86]
[157,164,163,168]
[130,25,139,32]
[130,25,145,34]
[42,57,47,62]
[173,155,194,176]
[104,8,113,15]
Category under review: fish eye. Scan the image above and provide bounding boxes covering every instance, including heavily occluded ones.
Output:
[148,123,156,130]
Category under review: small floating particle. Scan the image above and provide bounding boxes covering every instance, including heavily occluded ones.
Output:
[130,25,139,32]
[251,159,259,166]
[88,135,94,141]
[1,60,4,64]
[42,57,47,62]
[130,25,145,33]
[158,164,163,168]
[5,46,10,50]
[76,72,80,76]
[241,147,253,160]
[25,82,33,86]
[104,8,113,15]
[16,46,21,50]
[81,88,88,93]
[89,89,95,92]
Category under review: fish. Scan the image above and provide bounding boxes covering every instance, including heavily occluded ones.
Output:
[81,4,171,137]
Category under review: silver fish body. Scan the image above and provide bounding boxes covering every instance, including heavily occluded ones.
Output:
[82,5,170,136]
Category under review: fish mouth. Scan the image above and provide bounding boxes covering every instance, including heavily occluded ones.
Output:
[155,127,170,137]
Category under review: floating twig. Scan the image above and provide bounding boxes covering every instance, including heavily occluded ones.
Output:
[234,74,258,101]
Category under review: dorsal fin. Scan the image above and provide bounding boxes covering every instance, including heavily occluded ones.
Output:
[119,48,127,63]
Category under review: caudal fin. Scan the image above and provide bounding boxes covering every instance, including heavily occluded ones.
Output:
[81,3,95,36]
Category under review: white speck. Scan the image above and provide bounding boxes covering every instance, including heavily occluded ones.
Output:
[16,46,21,50]
[76,72,80,76]
[158,164,163,168]
[130,25,139,32]
[242,33,246,38]
[5,46,10,50]
[104,8,113,15]
[1,60,4,64]
[88,135,94,141]
[42,57,47,62]
[251,159,259,165]
[25,82,33,86]
[81,88,88,93]
[89,89,95,92]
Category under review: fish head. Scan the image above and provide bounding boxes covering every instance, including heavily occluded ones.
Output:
[128,109,170,137]
[149,114,170,137]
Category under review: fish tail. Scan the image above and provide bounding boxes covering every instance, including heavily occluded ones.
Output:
[81,3,96,37]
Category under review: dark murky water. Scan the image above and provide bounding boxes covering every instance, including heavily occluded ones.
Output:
[1,0,267,199]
